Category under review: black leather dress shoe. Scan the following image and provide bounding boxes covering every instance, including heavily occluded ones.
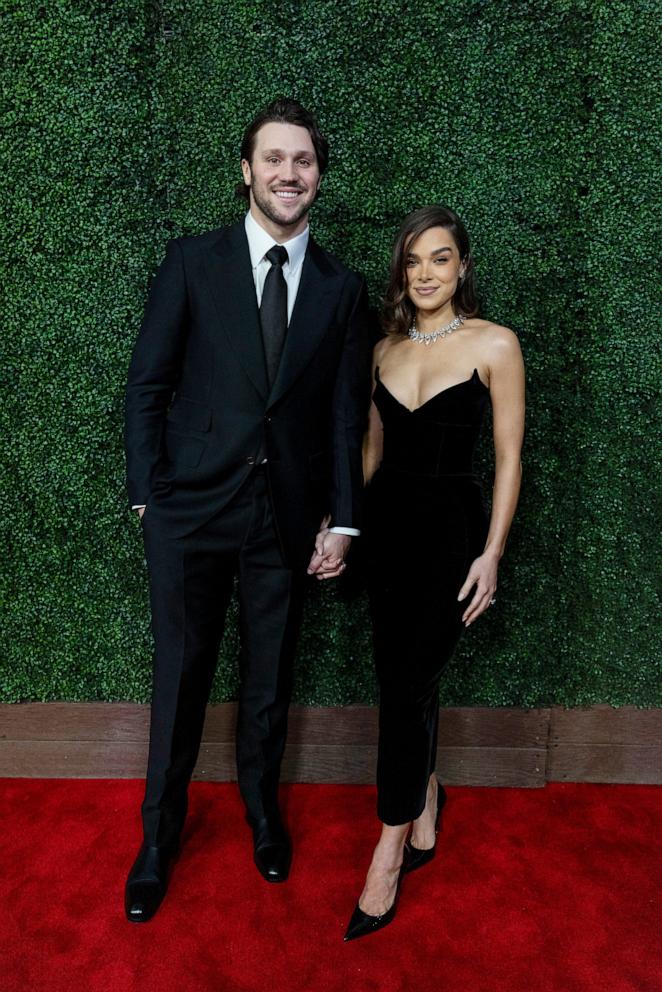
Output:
[124,842,178,923]
[248,815,291,883]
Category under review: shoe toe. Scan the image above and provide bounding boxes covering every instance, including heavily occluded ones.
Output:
[344,904,367,941]
[344,902,396,942]
[254,843,291,882]
[126,900,148,922]
[125,886,166,922]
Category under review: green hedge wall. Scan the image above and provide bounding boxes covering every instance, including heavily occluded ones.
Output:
[2,1,659,706]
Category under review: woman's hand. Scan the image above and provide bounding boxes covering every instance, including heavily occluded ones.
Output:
[457,552,499,626]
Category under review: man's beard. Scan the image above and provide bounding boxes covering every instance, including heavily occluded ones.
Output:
[250,179,316,229]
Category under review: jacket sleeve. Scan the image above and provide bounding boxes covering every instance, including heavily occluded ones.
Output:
[329,274,372,530]
[124,239,189,507]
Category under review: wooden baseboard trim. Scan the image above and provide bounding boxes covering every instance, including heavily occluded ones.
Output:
[0,704,659,785]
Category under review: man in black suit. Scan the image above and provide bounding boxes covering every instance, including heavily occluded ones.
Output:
[124,98,370,922]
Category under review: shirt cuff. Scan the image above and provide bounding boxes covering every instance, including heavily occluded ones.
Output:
[328,526,360,536]
[131,505,146,510]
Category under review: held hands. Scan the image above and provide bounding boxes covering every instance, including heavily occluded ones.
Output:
[307,516,351,580]
[457,551,499,626]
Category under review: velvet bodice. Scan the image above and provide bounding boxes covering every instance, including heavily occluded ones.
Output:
[373,366,489,478]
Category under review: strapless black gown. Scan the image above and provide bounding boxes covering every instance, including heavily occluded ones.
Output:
[365,366,490,825]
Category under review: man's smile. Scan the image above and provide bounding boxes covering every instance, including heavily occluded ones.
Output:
[273,188,303,200]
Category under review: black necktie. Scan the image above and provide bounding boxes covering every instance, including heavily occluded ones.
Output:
[260,245,289,387]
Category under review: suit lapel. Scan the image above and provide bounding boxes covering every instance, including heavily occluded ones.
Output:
[267,239,341,408]
[203,222,269,400]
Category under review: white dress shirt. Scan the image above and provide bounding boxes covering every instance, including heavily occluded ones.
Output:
[135,210,359,537]
[244,209,308,321]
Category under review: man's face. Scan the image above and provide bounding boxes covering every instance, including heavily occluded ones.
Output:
[241,122,321,236]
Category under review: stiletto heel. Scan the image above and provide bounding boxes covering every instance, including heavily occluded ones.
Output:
[403,780,446,874]
[344,868,403,942]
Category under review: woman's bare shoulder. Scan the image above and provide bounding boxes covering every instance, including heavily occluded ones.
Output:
[373,335,395,363]
[465,318,520,355]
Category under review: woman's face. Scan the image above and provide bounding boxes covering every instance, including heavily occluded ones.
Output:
[405,226,464,318]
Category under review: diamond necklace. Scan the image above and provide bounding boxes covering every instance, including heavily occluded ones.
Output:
[408,313,465,346]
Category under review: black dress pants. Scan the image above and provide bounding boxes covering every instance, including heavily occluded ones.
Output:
[140,469,304,847]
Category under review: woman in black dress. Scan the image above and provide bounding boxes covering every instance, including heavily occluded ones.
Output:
[345,205,525,941]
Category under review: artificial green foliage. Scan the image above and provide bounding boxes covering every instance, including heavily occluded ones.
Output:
[1,1,659,706]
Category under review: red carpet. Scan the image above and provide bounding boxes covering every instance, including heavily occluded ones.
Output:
[1,780,659,992]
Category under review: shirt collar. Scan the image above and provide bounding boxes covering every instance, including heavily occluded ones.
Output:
[244,210,309,273]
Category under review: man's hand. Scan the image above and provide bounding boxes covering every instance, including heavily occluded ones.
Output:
[307,521,351,580]
[136,507,146,520]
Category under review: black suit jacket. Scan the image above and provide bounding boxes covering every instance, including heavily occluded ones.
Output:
[125,220,371,568]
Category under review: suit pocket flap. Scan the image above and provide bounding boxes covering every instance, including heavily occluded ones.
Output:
[167,396,212,432]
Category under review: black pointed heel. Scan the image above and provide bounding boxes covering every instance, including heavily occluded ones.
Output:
[403,780,447,874]
[344,869,403,942]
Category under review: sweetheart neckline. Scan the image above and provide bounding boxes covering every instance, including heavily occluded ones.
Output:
[375,367,488,414]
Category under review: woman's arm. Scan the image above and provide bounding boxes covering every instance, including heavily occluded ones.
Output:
[363,398,384,484]
[458,326,525,625]
[363,339,388,484]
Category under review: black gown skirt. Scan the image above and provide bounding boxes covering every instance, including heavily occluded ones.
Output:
[365,367,490,825]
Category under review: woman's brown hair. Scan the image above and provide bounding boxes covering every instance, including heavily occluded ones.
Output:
[383,205,479,336]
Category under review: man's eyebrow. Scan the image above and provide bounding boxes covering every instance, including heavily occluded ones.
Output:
[261,148,316,158]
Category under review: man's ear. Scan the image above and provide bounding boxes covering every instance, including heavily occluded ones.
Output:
[240,158,251,187]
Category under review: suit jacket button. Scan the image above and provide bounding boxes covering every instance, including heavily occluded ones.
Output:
[246,456,255,465]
